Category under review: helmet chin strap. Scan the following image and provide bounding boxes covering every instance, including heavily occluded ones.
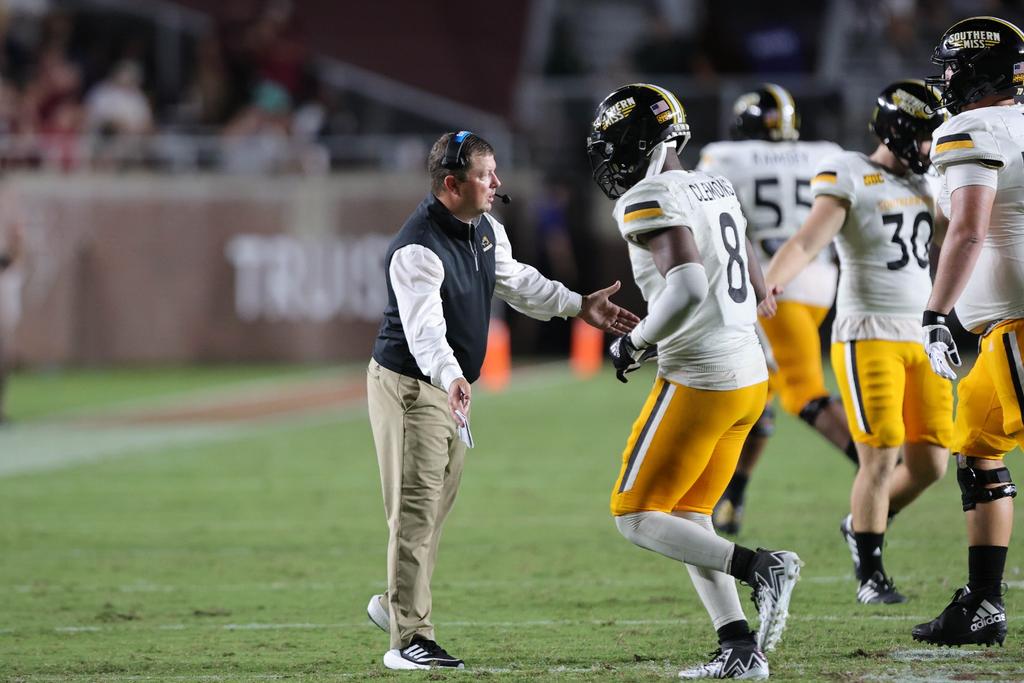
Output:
[645,140,677,179]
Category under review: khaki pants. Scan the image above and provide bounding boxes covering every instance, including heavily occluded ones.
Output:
[367,359,466,649]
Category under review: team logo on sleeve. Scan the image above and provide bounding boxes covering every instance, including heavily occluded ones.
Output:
[934,133,974,153]
[623,200,664,222]
[812,170,838,185]
[863,173,884,186]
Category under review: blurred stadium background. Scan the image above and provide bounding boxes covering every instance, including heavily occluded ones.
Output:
[2,1,1023,680]
[0,0,1010,371]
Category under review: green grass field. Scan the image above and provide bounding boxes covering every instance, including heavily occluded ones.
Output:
[1,363,1022,681]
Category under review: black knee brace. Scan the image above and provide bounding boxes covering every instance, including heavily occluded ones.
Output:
[798,395,835,427]
[750,405,775,438]
[956,455,1018,511]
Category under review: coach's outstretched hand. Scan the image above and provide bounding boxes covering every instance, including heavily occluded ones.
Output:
[579,281,640,336]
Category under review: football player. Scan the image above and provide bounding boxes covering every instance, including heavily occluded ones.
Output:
[762,80,953,604]
[912,15,1024,648]
[591,83,801,679]
[698,85,850,535]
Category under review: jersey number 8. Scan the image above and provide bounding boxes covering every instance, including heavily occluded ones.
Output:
[719,212,748,303]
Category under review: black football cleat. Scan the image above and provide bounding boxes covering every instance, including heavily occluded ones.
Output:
[912,586,1007,647]
[857,571,907,605]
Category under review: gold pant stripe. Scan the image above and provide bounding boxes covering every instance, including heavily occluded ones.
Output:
[619,380,676,493]
[844,341,871,434]
[1002,332,1024,425]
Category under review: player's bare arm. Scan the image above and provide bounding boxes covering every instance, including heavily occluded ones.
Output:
[745,237,768,305]
[925,184,995,315]
[764,194,847,290]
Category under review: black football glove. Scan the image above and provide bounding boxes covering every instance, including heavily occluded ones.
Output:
[609,334,658,383]
[922,309,961,381]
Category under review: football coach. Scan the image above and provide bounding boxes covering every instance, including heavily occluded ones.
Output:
[366,131,638,671]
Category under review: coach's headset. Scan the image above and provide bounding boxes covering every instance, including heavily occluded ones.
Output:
[441,130,510,204]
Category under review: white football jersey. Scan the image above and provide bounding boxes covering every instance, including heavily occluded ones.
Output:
[699,139,842,307]
[931,104,1024,332]
[613,170,768,390]
[811,150,935,342]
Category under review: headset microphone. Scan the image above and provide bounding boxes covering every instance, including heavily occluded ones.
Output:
[496,193,511,204]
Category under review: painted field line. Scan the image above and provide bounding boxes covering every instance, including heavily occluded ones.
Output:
[8,613,976,636]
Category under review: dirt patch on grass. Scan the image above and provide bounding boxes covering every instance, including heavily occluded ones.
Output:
[74,376,368,427]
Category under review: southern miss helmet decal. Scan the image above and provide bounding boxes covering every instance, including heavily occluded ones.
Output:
[870,79,945,174]
[928,16,1024,114]
[587,83,691,199]
[593,96,637,131]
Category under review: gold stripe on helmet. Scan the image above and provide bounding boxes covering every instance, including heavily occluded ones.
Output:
[637,83,686,122]
[763,83,797,138]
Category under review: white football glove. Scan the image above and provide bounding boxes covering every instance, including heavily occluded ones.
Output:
[922,310,961,381]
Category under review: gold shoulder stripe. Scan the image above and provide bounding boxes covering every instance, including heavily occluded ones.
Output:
[935,139,975,153]
[624,207,664,222]
[812,171,838,184]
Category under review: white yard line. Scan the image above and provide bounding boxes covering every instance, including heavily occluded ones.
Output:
[4,613,976,636]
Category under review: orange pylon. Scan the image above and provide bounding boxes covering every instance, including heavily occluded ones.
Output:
[480,317,511,391]
[570,318,604,378]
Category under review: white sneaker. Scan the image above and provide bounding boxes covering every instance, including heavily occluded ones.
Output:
[367,593,389,632]
[678,641,769,679]
[383,637,464,670]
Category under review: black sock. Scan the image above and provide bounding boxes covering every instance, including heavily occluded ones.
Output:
[724,472,749,505]
[729,544,757,582]
[844,440,860,466]
[717,619,753,644]
[854,532,885,582]
[968,545,1007,594]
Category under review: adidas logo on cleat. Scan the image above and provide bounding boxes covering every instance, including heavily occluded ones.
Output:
[970,601,1006,632]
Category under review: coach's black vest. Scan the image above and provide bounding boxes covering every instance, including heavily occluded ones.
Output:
[372,194,497,385]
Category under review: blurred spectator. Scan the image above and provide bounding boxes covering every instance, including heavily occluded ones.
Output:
[84,60,153,168]
[243,0,309,98]
[84,60,152,135]
[180,32,230,126]
[23,44,82,169]
[221,79,293,174]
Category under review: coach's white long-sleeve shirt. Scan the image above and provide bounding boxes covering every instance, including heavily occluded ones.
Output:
[389,216,582,391]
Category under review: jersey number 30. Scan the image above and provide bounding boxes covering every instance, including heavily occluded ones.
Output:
[883,211,931,271]
[719,212,748,303]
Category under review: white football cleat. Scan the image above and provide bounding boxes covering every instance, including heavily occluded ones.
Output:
[367,593,389,632]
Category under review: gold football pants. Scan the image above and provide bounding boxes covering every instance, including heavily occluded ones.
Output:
[611,377,768,516]
[830,339,953,449]
[759,301,831,415]
[953,319,1024,460]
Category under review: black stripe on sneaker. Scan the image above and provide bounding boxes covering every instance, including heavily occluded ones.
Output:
[618,380,670,493]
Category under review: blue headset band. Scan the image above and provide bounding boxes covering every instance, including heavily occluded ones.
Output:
[442,130,474,170]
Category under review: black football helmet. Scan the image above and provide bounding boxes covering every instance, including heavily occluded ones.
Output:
[587,83,691,199]
[870,80,945,174]
[730,84,800,142]
[928,16,1024,114]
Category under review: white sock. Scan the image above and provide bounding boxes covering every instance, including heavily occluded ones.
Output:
[614,510,735,572]
[675,511,747,631]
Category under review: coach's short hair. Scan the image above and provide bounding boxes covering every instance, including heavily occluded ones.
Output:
[427,132,494,194]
